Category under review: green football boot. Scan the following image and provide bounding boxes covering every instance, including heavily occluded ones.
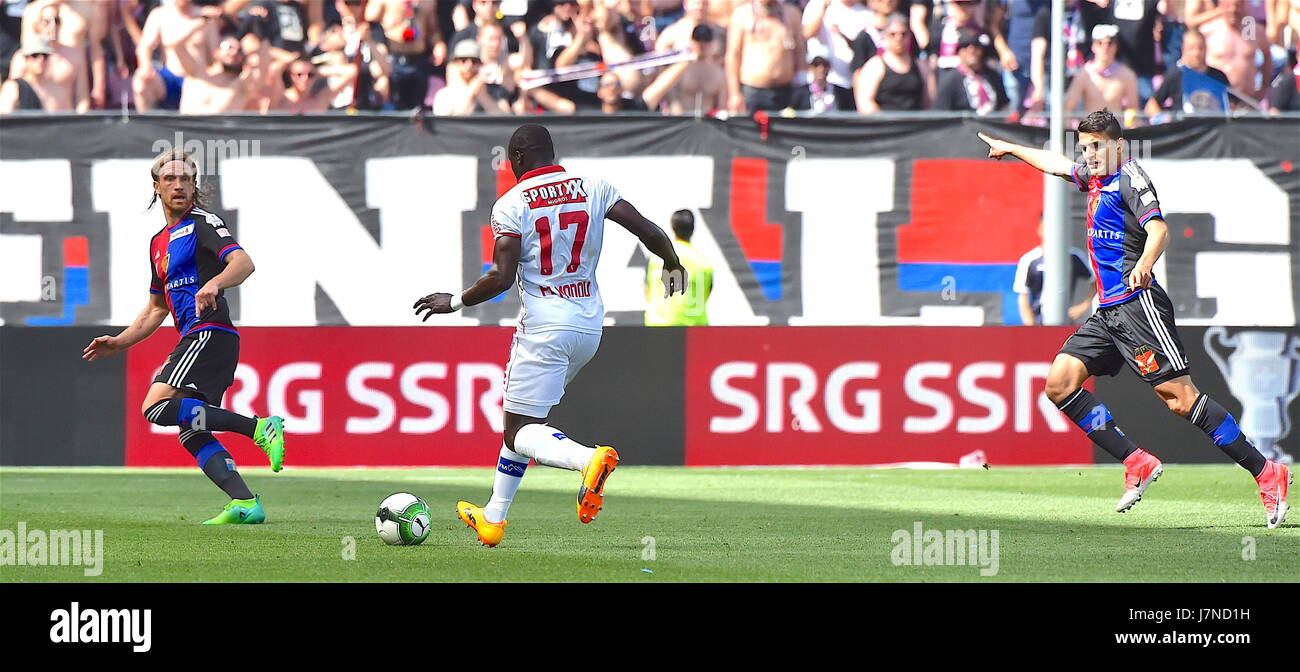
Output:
[253,416,286,472]
[202,495,266,525]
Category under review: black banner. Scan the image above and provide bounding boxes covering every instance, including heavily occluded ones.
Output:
[1,114,1296,328]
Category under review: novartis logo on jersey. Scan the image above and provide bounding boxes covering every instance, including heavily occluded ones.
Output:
[1087,228,1124,241]
[165,275,197,290]
[521,178,588,208]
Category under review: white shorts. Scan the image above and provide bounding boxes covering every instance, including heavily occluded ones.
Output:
[502,329,601,418]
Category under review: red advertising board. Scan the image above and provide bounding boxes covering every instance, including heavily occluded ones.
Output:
[684,327,1093,466]
[125,327,515,467]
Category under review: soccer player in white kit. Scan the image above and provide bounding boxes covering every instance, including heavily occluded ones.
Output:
[414,124,688,547]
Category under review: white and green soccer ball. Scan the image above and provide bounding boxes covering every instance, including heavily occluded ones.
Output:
[375,493,431,546]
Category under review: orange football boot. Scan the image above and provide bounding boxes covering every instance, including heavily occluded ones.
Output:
[577,446,619,524]
[455,500,506,547]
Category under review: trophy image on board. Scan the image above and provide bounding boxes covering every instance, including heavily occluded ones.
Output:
[1204,327,1300,463]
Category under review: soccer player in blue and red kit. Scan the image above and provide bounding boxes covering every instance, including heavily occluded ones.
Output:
[82,150,287,525]
[979,110,1290,528]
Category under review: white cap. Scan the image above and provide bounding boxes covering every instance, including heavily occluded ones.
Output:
[1092,24,1119,41]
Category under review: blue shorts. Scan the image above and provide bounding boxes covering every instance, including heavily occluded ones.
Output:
[155,62,184,110]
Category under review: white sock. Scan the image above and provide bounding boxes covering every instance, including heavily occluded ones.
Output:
[511,424,595,472]
[484,444,528,524]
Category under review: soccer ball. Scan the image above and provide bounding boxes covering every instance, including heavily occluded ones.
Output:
[374,493,431,546]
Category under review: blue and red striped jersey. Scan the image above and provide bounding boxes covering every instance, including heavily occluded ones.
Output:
[1065,158,1164,307]
[148,206,242,337]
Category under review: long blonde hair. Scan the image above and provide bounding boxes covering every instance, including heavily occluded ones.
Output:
[147,149,208,211]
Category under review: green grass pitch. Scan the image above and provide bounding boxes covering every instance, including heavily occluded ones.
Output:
[0,465,1295,582]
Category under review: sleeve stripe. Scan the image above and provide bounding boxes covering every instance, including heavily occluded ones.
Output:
[1139,209,1163,226]
[149,288,163,294]
[496,232,522,238]
[218,244,242,259]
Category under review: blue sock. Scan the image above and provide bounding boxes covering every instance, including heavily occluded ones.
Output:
[144,397,257,437]
[1187,394,1266,477]
[1055,388,1140,462]
[181,430,253,500]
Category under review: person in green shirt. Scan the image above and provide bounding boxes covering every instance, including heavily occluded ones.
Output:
[646,210,713,326]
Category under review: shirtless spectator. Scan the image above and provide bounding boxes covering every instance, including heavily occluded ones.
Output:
[133,0,220,111]
[617,23,722,113]
[275,56,339,111]
[432,38,510,114]
[169,19,257,113]
[367,0,444,109]
[1198,0,1272,106]
[1063,24,1139,119]
[802,0,870,110]
[0,38,63,110]
[22,0,105,108]
[725,0,803,113]
[657,23,724,113]
[14,2,86,111]
[657,0,724,63]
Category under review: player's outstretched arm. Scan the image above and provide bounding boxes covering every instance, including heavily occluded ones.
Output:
[606,199,688,297]
[84,293,170,361]
[977,132,1076,178]
[413,234,521,319]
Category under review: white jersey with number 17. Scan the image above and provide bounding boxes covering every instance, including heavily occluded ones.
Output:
[490,165,621,335]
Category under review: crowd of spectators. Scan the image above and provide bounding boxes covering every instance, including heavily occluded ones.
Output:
[2,0,1298,118]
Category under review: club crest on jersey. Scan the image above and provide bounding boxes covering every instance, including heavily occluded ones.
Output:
[522,178,587,209]
[1133,345,1160,375]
